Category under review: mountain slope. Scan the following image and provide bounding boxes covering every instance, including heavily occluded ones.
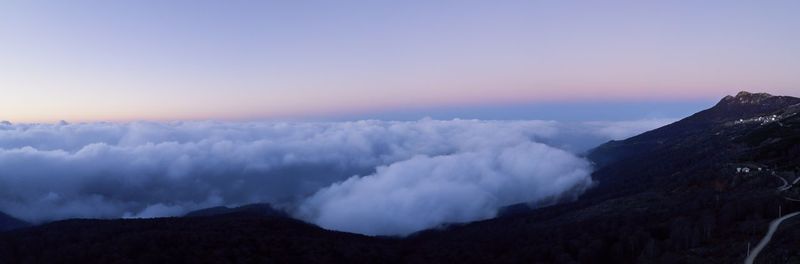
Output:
[587,91,800,196]
[0,211,28,232]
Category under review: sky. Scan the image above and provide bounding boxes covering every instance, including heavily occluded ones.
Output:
[1,0,800,122]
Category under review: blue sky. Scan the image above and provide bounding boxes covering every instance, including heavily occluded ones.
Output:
[1,1,798,122]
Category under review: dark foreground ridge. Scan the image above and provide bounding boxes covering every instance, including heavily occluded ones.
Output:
[2,91,800,263]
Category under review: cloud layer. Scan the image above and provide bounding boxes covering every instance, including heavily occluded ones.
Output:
[0,118,671,235]
[297,142,592,235]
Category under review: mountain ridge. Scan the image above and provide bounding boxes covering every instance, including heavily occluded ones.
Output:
[588,91,800,168]
[0,211,28,232]
[183,203,288,218]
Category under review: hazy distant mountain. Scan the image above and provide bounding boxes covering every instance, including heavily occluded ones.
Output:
[2,91,799,263]
[184,203,288,218]
[0,211,28,232]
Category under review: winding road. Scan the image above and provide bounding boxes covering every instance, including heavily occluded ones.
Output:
[745,211,800,264]
[774,174,789,191]
[745,173,800,264]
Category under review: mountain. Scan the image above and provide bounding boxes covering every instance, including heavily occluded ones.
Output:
[183,203,288,218]
[587,91,800,196]
[1,91,799,263]
[0,213,400,263]
[0,211,28,232]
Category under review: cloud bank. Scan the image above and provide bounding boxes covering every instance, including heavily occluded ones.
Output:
[0,118,671,235]
[297,142,592,235]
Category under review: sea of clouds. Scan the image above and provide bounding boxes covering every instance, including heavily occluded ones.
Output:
[0,118,674,235]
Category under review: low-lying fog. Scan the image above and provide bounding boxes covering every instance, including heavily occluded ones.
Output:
[0,118,673,235]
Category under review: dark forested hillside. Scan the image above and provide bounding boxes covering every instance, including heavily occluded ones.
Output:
[0,214,401,263]
[2,91,799,263]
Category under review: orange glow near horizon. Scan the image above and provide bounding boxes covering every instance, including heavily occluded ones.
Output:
[2,1,800,122]
[0,85,738,123]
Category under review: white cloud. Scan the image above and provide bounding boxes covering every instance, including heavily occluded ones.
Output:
[0,118,671,235]
[297,142,592,236]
